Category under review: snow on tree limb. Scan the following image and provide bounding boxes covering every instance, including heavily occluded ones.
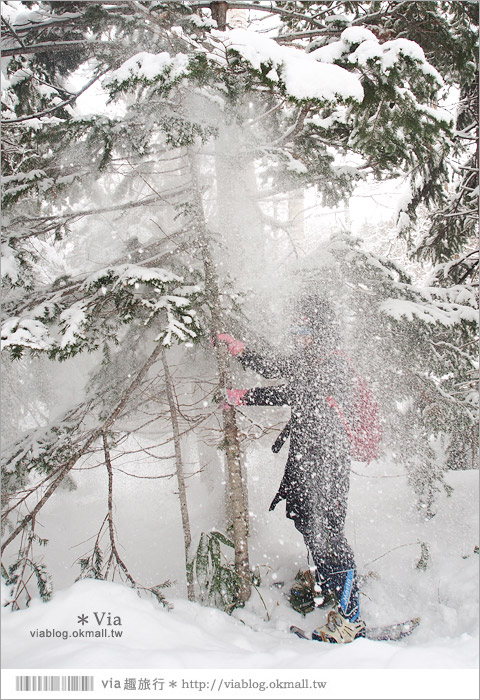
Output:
[1,264,202,359]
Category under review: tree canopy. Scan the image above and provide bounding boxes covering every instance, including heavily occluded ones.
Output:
[1,1,478,609]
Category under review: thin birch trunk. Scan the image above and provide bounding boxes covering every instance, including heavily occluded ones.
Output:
[161,349,195,602]
[188,149,252,604]
[102,432,136,586]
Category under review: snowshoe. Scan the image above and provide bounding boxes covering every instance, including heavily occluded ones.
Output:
[290,615,420,643]
[311,610,366,644]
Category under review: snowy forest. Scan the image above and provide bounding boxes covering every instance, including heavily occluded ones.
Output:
[1,0,479,683]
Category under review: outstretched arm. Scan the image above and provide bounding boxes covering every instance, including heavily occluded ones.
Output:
[245,386,291,406]
[239,348,286,379]
[216,333,286,379]
[225,386,291,407]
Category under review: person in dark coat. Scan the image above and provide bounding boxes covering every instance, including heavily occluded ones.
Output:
[218,296,366,643]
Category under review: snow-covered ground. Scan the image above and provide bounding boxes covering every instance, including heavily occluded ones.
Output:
[1,453,478,699]
[1,576,478,699]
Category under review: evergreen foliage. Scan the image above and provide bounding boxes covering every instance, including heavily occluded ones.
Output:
[1,1,477,609]
[2,529,53,610]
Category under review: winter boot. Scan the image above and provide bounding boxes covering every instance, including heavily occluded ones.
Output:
[312,609,366,644]
[288,569,316,615]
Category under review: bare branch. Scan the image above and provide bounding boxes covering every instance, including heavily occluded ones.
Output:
[0,39,107,57]
[190,1,328,28]
[2,68,110,126]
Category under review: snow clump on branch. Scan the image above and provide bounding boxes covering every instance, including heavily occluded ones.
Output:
[214,28,365,103]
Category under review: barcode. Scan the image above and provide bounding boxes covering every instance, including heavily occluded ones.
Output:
[15,676,94,691]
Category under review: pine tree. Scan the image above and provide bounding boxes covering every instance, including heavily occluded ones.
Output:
[1,1,477,608]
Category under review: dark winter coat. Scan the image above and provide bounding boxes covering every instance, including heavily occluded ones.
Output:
[239,343,354,537]
[237,330,361,618]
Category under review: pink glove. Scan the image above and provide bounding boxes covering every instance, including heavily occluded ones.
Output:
[223,388,248,409]
[217,333,245,357]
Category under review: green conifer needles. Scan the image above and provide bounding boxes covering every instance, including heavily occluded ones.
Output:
[1,265,201,360]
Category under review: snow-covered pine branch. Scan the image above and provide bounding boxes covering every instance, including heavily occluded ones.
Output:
[1,264,202,360]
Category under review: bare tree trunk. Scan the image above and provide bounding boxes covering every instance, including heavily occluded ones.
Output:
[102,432,137,586]
[288,188,305,247]
[188,149,252,604]
[210,1,228,30]
[161,349,195,602]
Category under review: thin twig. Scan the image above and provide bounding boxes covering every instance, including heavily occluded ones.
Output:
[364,541,422,567]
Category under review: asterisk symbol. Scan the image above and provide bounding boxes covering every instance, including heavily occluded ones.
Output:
[169,681,177,688]
[77,614,89,625]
